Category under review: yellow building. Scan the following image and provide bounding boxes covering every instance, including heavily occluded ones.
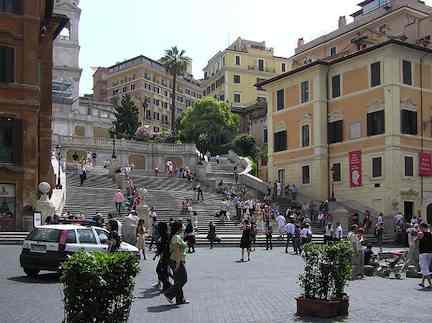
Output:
[261,0,432,223]
[93,56,201,134]
[202,37,290,110]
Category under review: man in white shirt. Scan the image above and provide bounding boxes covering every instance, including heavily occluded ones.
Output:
[285,220,296,253]
[276,181,282,197]
[335,222,343,241]
[276,213,286,238]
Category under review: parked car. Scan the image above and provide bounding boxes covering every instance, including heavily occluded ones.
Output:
[20,224,138,277]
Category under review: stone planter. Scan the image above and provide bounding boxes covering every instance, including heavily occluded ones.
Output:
[296,296,349,318]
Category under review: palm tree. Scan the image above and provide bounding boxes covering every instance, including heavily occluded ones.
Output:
[160,46,191,134]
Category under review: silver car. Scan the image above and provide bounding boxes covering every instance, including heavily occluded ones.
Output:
[20,224,138,277]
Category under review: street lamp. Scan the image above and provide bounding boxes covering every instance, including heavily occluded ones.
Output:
[329,165,336,202]
[112,134,117,159]
[55,144,62,189]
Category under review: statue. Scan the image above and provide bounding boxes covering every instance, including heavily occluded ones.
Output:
[35,182,56,225]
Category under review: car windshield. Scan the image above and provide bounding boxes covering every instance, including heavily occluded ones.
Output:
[28,228,60,242]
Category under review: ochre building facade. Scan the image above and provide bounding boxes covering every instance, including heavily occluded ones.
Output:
[262,0,432,223]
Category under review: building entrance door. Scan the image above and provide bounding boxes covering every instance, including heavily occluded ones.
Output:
[0,184,16,231]
[403,201,414,223]
[427,204,432,225]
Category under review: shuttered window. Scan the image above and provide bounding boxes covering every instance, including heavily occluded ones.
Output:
[401,110,417,135]
[302,165,310,184]
[0,118,22,165]
[402,60,412,86]
[328,120,343,144]
[302,125,310,147]
[367,110,385,136]
[0,46,15,83]
[372,157,382,178]
[332,75,341,98]
[274,131,287,152]
[0,0,22,14]
[404,156,414,177]
[370,62,381,87]
[276,89,284,111]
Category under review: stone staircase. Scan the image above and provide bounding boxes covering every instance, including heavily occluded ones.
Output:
[0,166,324,246]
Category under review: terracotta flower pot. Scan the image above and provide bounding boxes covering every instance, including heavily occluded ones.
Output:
[296,296,349,318]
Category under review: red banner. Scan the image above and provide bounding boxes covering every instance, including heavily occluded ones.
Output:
[419,152,432,176]
[349,151,362,187]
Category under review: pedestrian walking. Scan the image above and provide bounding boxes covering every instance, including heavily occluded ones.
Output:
[375,217,384,252]
[363,210,372,233]
[250,221,257,251]
[285,220,295,253]
[107,220,121,253]
[240,219,252,262]
[196,184,204,201]
[136,219,147,260]
[334,222,343,241]
[207,222,217,249]
[154,222,172,292]
[113,189,125,216]
[293,223,302,255]
[417,223,432,289]
[184,219,196,253]
[291,184,298,200]
[324,223,334,244]
[79,165,86,186]
[265,221,273,250]
[164,221,189,305]
[276,180,282,197]
[407,224,419,270]
[148,216,159,251]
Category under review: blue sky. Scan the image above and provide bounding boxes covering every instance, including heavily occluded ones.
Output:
[78,0,401,95]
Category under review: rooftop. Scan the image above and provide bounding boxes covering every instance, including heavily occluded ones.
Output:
[258,39,432,88]
[294,0,432,57]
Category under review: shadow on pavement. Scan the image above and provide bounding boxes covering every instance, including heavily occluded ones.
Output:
[8,273,60,284]
[137,286,161,299]
[292,314,348,322]
[417,287,432,292]
[147,304,180,313]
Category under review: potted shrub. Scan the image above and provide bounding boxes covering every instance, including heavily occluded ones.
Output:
[297,241,353,318]
[61,251,140,323]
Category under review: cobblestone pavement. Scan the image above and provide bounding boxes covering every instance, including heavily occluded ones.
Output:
[1,245,431,323]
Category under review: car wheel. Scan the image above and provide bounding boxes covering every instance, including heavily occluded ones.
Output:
[23,268,40,278]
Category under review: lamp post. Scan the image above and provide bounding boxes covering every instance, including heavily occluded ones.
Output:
[55,144,62,189]
[112,134,117,159]
[330,165,336,202]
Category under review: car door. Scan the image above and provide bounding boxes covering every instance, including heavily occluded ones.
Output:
[94,228,110,252]
[76,228,100,252]
[63,229,81,253]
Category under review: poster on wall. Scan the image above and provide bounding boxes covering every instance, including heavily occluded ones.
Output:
[349,151,362,187]
[419,152,432,176]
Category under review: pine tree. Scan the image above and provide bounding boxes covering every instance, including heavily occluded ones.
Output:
[112,94,139,139]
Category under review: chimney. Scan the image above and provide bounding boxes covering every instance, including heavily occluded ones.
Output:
[338,16,347,28]
[297,37,304,48]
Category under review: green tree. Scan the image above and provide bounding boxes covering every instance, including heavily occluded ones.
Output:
[178,97,239,153]
[233,134,258,159]
[160,47,191,133]
[112,94,139,140]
